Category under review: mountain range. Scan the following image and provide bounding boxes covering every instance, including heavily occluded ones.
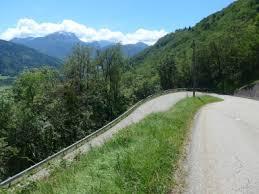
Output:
[11,32,148,59]
[0,32,148,76]
[0,39,61,75]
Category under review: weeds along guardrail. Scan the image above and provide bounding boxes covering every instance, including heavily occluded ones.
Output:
[0,88,204,188]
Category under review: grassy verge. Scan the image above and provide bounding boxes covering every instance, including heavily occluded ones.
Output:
[5,95,221,194]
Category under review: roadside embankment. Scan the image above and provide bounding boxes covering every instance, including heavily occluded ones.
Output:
[3,95,220,194]
[235,81,259,100]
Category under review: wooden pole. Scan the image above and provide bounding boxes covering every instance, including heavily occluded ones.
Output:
[192,40,196,97]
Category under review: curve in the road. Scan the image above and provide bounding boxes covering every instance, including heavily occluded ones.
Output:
[65,91,194,159]
[185,95,259,194]
[3,91,195,187]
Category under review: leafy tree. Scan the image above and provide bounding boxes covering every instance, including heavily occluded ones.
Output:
[97,45,126,119]
[0,138,17,180]
[158,55,178,90]
[6,68,59,175]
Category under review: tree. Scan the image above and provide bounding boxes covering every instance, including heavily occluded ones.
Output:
[0,92,17,181]
[97,45,125,119]
[61,45,95,143]
[0,138,17,181]
[7,68,59,175]
[158,54,178,90]
[64,45,94,93]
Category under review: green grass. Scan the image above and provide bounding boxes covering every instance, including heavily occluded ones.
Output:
[5,95,221,194]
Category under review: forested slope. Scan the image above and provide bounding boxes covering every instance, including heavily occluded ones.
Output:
[127,0,259,97]
[0,40,61,75]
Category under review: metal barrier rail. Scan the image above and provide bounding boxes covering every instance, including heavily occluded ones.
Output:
[0,88,202,188]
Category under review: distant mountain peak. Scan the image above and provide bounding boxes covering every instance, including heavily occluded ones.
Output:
[136,42,147,45]
[45,31,80,42]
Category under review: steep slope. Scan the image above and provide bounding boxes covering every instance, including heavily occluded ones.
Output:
[0,40,61,75]
[130,0,259,95]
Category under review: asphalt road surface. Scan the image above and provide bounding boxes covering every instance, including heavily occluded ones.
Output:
[185,95,259,194]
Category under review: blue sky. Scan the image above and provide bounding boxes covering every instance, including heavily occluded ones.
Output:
[0,0,235,44]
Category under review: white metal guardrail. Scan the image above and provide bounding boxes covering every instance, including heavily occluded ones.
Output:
[0,88,201,188]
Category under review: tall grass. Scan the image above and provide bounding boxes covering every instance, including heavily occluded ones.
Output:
[9,96,221,194]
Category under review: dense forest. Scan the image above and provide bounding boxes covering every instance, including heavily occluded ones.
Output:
[0,0,258,181]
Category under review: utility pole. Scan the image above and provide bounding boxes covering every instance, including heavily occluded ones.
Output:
[191,40,196,97]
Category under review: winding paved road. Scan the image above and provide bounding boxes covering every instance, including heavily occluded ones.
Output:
[13,91,195,185]
[185,95,259,194]
[4,91,198,187]
[95,91,193,140]
[65,91,194,159]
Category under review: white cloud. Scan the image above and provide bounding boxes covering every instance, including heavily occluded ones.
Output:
[0,18,167,45]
